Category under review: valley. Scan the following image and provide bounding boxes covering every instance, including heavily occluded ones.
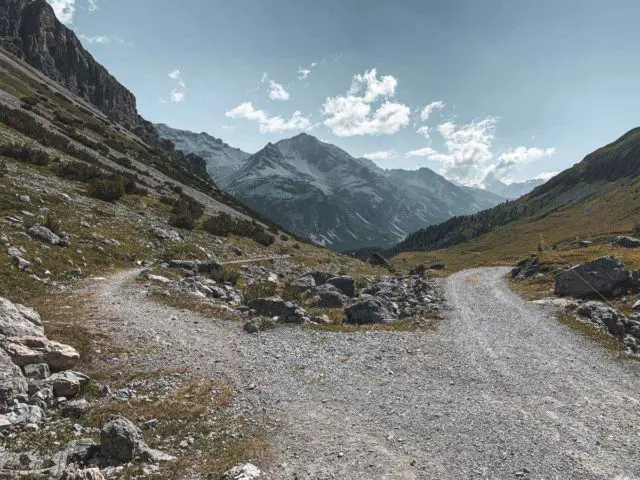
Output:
[0,0,639,479]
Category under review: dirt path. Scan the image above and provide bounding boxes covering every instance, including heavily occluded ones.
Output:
[87,267,640,479]
[219,254,290,266]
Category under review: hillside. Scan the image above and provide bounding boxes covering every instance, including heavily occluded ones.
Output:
[391,127,640,267]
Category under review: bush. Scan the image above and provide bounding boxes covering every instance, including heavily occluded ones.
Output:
[88,176,125,201]
[280,234,289,242]
[0,143,51,165]
[159,195,174,206]
[0,159,7,176]
[21,96,39,107]
[252,230,276,247]
[168,195,205,230]
[243,282,278,302]
[54,160,102,182]
[211,267,241,285]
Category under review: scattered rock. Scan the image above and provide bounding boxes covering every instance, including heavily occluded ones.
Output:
[326,275,356,297]
[247,296,306,323]
[614,236,640,248]
[62,399,90,418]
[3,336,80,370]
[11,255,31,270]
[288,275,316,293]
[305,270,334,286]
[345,297,396,325]
[45,371,90,397]
[555,256,630,298]
[511,255,542,279]
[311,284,349,308]
[28,225,63,246]
[0,348,28,412]
[23,363,50,380]
[0,296,45,337]
[100,414,144,462]
[223,463,263,479]
[62,468,105,480]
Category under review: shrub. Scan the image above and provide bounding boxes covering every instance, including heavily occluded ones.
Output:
[168,195,204,230]
[88,176,125,201]
[54,160,102,182]
[202,212,235,236]
[0,159,7,176]
[280,234,289,242]
[243,282,278,302]
[252,229,275,247]
[21,96,39,107]
[0,143,51,165]
[211,267,241,285]
[159,195,174,206]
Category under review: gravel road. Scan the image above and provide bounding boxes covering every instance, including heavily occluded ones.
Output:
[90,267,640,479]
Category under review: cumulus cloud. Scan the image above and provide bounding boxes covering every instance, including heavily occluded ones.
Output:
[87,0,98,11]
[225,102,312,134]
[162,69,186,103]
[420,101,445,122]
[323,68,410,137]
[268,80,290,101]
[362,150,397,161]
[416,125,431,141]
[46,0,76,24]
[405,117,555,186]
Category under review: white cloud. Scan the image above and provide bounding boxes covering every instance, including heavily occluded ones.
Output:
[221,124,235,130]
[87,0,98,11]
[349,68,397,103]
[164,70,186,103]
[297,68,312,80]
[416,125,431,141]
[406,117,555,187]
[310,62,318,67]
[268,80,290,101]
[362,149,397,161]
[46,0,76,24]
[78,34,133,47]
[420,101,445,121]
[225,102,312,134]
[323,69,410,137]
[533,171,559,181]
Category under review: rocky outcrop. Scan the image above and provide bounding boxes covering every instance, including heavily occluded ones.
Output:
[345,297,396,325]
[613,236,640,248]
[0,296,44,337]
[0,0,138,126]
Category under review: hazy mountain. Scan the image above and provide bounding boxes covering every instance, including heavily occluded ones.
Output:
[484,175,547,199]
[391,127,640,254]
[155,124,250,184]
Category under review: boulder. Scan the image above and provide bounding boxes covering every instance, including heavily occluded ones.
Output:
[62,399,90,418]
[578,240,593,248]
[3,336,79,371]
[345,297,397,325]
[100,415,144,462]
[243,319,261,334]
[166,259,199,270]
[23,363,50,380]
[146,274,171,284]
[0,348,27,413]
[555,256,630,298]
[12,255,31,270]
[311,284,349,308]
[5,402,43,426]
[223,463,263,480]
[289,275,316,292]
[511,256,541,279]
[197,259,223,275]
[326,276,356,297]
[576,301,625,337]
[0,296,45,337]
[28,225,62,246]
[429,263,447,270]
[247,297,304,323]
[45,371,90,397]
[614,236,640,248]
[305,270,334,286]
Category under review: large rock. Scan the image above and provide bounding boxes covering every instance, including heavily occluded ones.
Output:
[576,301,626,337]
[3,336,79,371]
[288,275,316,292]
[0,296,44,337]
[28,225,61,245]
[306,270,334,286]
[326,276,356,297]
[345,297,397,325]
[100,415,144,462]
[554,256,630,298]
[0,348,27,413]
[311,284,349,308]
[247,297,305,323]
[45,371,90,397]
[4,402,43,427]
[614,236,640,248]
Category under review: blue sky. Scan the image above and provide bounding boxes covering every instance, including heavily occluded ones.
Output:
[48,0,640,187]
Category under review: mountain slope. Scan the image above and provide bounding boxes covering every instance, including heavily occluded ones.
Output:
[155,124,250,184]
[223,133,503,250]
[484,175,547,199]
[391,127,640,256]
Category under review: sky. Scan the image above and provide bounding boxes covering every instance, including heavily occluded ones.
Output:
[47,0,640,187]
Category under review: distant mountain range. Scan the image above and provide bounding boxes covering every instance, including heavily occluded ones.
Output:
[157,126,507,250]
[483,175,547,200]
[390,127,640,255]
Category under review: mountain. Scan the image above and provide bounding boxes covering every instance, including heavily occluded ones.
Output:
[0,0,210,180]
[390,127,640,256]
[221,133,504,250]
[484,175,547,199]
[155,124,250,184]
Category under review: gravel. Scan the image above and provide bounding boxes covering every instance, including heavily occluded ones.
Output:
[90,267,640,479]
